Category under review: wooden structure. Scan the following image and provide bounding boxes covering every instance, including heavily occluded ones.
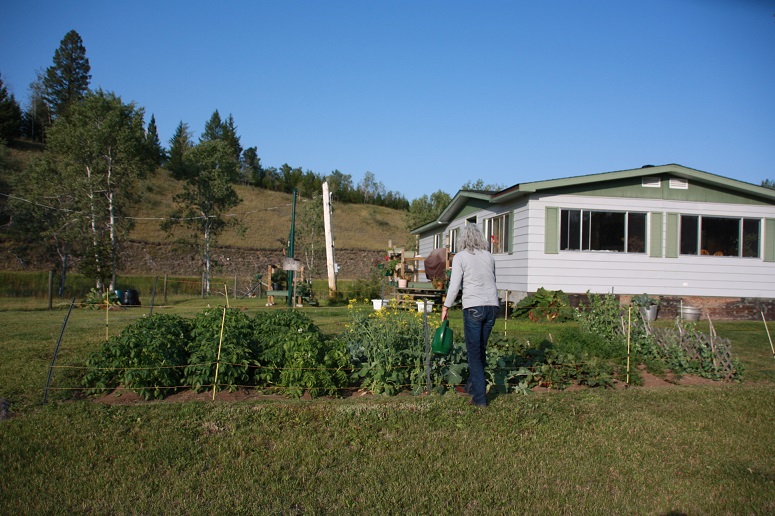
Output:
[265,263,314,306]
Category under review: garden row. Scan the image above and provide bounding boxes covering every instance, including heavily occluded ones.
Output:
[79,293,743,400]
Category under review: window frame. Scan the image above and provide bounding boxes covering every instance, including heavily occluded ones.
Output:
[679,214,761,258]
[484,214,509,254]
[559,208,647,253]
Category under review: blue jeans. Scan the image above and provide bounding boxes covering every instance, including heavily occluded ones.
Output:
[463,305,497,406]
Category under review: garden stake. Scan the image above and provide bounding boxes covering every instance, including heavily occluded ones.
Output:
[626,307,632,385]
[105,289,110,340]
[504,290,509,337]
[423,300,431,395]
[212,306,227,400]
[44,298,75,404]
[762,311,775,360]
[224,284,230,308]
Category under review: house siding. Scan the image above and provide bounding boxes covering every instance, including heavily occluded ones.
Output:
[519,194,775,298]
[413,167,775,304]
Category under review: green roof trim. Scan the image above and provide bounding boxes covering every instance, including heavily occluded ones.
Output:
[411,164,775,235]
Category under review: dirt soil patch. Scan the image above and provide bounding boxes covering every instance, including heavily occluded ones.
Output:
[94,367,725,405]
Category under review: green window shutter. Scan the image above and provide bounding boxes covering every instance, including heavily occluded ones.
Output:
[665,212,679,258]
[545,207,559,254]
[507,211,514,254]
[765,219,775,263]
[649,212,663,258]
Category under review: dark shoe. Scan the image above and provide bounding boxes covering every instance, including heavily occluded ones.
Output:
[469,398,487,408]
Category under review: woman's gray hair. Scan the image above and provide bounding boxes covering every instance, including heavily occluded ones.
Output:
[458,223,488,252]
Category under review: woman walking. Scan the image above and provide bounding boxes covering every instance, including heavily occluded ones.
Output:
[441,223,499,407]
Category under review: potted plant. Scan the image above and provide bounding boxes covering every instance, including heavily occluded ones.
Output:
[632,293,659,321]
[271,269,286,291]
[397,271,408,289]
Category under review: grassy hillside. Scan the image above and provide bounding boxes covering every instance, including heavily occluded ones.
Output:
[130,170,411,251]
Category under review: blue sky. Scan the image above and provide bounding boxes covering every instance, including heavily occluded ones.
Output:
[2,0,774,200]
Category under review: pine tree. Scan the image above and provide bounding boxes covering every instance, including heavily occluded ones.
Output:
[200,110,223,142]
[146,114,166,166]
[0,74,22,143]
[43,30,91,118]
[242,146,263,186]
[221,114,242,162]
[166,121,193,180]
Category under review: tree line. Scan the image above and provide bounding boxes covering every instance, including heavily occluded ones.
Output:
[0,30,524,295]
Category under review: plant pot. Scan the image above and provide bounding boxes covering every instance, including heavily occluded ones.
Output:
[639,305,659,321]
[398,279,408,288]
[371,299,386,310]
[681,306,701,321]
[416,300,434,313]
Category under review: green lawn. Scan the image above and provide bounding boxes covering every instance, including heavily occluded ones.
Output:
[1,299,775,513]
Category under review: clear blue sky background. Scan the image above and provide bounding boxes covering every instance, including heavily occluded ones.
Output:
[2,0,774,200]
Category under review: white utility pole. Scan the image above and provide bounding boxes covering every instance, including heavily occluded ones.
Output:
[322,181,337,295]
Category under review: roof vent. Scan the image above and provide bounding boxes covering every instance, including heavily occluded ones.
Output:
[642,177,661,188]
[669,178,689,190]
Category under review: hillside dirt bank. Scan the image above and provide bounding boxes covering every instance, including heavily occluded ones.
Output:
[0,240,385,279]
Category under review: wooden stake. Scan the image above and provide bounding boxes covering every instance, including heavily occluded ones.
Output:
[762,311,775,359]
[212,306,227,401]
[105,289,110,341]
[626,307,632,385]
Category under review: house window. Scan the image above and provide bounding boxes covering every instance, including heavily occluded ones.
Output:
[433,233,443,249]
[448,228,458,253]
[680,215,760,257]
[484,214,508,254]
[560,209,647,253]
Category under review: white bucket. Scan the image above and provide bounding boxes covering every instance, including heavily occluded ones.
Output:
[371,299,386,310]
[416,300,434,313]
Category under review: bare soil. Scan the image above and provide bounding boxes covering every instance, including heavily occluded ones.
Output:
[93,368,724,406]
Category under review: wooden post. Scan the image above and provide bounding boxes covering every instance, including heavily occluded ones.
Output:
[48,270,54,310]
[234,274,237,299]
[163,274,168,305]
[322,181,337,296]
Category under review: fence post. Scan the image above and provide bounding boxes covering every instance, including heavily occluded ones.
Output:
[234,274,238,299]
[163,274,168,305]
[48,270,54,310]
[44,298,75,403]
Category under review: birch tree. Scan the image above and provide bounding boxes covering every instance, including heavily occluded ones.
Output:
[46,89,153,290]
[163,139,241,295]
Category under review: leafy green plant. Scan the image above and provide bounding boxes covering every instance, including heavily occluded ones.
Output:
[512,288,574,322]
[83,288,120,309]
[252,309,349,398]
[278,333,350,398]
[82,314,191,399]
[343,301,442,395]
[631,293,659,307]
[185,307,256,393]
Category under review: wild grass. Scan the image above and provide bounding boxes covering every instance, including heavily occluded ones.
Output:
[1,303,774,513]
[129,169,411,250]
